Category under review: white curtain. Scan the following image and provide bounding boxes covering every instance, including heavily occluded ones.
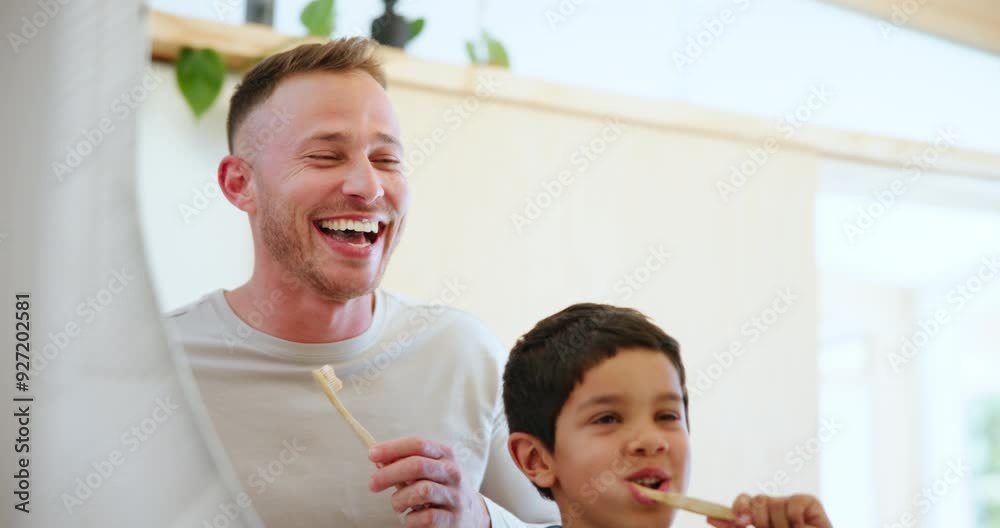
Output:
[0,2,262,527]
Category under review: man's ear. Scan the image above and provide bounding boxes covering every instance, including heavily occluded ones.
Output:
[508,432,557,490]
[218,155,256,214]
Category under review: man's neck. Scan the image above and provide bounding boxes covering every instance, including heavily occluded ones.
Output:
[224,275,375,344]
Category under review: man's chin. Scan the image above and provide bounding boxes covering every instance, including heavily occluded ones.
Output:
[311,272,380,303]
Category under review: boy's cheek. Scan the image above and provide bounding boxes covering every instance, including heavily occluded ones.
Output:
[672,435,693,491]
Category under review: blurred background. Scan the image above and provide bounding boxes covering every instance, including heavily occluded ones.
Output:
[8,0,996,526]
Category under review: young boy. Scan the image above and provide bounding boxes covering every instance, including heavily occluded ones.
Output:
[502,303,833,528]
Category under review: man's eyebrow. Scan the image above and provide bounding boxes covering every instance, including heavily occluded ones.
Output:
[374,132,402,149]
[303,131,351,145]
[299,131,401,149]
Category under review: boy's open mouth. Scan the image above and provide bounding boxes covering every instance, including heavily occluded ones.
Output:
[625,467,672,495]
[626,469,673,506]
[629,477,667,490]
[315,218,385,248]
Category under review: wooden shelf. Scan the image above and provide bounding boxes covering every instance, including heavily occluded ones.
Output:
[822,0,1000,56]
[147,9,1000,182]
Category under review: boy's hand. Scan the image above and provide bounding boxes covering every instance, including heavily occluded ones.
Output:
[707,494,832,528]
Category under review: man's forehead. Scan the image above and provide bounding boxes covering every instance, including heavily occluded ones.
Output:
[269,70,389,106]
[238,73,400,150]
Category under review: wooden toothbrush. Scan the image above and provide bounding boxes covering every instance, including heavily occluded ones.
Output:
[634,487,737,521]
[312,365,378,449]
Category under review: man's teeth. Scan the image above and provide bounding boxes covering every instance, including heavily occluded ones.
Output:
[318,219,380,234]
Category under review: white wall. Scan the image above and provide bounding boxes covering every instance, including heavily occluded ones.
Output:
[137,66,253,311]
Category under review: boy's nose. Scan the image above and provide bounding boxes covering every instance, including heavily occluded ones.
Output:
[626,431,669,456]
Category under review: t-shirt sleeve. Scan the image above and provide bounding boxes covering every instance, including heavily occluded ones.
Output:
[479,397,561,528]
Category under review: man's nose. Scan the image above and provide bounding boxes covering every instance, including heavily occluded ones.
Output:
[341,158,385,203]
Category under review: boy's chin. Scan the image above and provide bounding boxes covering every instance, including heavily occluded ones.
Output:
[617,498,677,528]
[563,499,675,528]
[593,514,675,528]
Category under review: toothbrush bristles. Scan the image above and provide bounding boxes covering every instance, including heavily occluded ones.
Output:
[318,365,343,392]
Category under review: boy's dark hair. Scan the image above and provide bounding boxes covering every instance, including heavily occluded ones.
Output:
[502,303,689,499]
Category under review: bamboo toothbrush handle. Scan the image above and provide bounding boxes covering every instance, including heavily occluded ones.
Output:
[671,494,736,521]
[313,370,378,448]
[635,487,735,521]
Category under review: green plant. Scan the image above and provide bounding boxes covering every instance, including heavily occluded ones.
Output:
[175,0,337,118]
[465,31,509,68]
[175,48,225,118]
[300,0,335,37]
[408,18,425,42]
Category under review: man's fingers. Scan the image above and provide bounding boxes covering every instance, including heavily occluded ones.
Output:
[369,456,461,492]
[390,480,457,513]
[369,436,453,465]
[402,505,452,528]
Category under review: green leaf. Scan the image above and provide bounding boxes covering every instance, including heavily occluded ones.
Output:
[176,47,225,118]
[464,40,479,63]
[300,0,335,37]
[484,32,510,68]
[408,17,425,42]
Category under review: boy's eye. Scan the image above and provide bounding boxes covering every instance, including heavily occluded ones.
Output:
[657,412,680,422]
[593,414,621,425]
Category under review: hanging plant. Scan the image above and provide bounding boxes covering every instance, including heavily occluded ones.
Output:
[300,0,335,37]
[175,48,225,118]
[175,0,339,118]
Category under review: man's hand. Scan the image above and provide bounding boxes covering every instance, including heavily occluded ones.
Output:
[368,436,491,528]
[707,494,832,528]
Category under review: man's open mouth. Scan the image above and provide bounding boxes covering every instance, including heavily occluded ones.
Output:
[315,218,385,248]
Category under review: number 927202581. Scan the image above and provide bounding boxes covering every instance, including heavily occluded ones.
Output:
[14,294,30,392]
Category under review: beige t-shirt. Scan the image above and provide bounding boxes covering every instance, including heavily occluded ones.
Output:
[165,289,559,527]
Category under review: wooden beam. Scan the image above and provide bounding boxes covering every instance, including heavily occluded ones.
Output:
[147,9,1000,181]
[149,10,323,70]
[821,0,1000,55]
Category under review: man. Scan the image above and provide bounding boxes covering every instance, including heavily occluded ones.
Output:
[165,38,559,527]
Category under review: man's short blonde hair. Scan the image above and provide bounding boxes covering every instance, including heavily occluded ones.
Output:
[226,37,386,152]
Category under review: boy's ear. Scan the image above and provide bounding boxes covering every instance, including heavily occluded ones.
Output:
[508,432,557,490]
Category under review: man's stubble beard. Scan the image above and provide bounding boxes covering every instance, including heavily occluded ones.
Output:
[258,192,382,303]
